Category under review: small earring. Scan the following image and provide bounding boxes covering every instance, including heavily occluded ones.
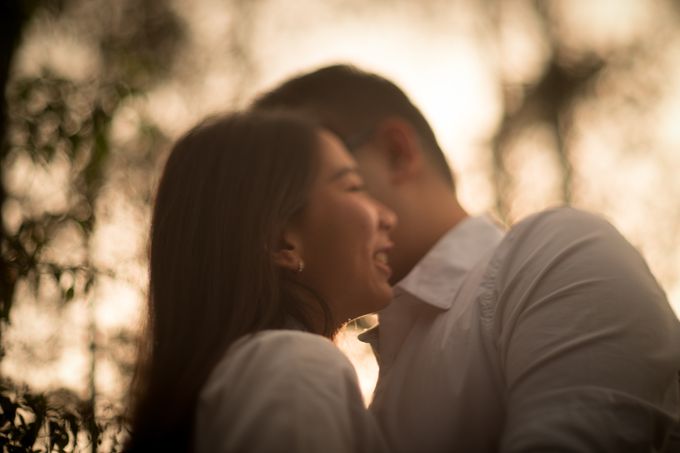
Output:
[297,260,305,273]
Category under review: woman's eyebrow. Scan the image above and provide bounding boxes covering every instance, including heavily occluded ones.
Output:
[329,166,359,182]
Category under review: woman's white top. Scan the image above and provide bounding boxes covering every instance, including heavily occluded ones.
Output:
[194,330,386,453]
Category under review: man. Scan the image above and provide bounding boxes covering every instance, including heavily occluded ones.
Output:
[252,64,680,452]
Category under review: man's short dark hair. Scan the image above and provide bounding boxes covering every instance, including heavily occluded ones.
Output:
[251,64,454,188]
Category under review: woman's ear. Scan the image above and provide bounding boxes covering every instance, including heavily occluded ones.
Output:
[374,117,423,183]
[271,227,304,272]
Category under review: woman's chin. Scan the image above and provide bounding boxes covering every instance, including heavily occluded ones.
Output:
[372,287,394,313]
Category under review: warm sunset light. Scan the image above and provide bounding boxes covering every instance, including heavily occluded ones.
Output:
[2,1,679,451]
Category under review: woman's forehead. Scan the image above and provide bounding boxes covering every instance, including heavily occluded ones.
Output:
[317,130,357,176]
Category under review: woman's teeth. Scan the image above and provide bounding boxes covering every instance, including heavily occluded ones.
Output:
[375,251,388,264]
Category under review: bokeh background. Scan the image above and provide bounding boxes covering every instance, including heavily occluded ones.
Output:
[1,0,679,451]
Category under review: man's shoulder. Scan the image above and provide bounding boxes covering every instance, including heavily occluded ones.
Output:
[480,206,643,318]
[487,205,672,322]
[509,206,615,242]
[494,206,624,269]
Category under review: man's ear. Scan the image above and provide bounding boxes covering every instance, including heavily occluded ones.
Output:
[271,227,303,272]
[373,117,423,183]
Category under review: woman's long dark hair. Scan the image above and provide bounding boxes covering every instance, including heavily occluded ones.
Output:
[125,111,331,451]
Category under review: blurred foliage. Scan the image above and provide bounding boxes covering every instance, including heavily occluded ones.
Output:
[1,72,126,450]
[1,0,184,450]
[493,43,606,221]
[3,72,126,319]
[491,0,680,224]
[0,380,126,452]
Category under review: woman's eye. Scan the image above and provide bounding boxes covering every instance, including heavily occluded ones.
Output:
[349,184,366,192]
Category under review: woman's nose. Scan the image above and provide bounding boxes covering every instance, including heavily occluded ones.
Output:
[379,205,397,231]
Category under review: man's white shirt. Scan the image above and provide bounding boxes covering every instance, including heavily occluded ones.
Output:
[361,207,680,452]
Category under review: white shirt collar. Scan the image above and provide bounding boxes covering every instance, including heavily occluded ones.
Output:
[394,214,504,310]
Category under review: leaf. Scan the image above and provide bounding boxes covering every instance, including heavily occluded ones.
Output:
[0,395,17,427]
[84,274,96,293]
[51,267,62,284]
[49,420,69,450]
[64,286,75,302]
[20,421,38,448]
[17,412,26,428]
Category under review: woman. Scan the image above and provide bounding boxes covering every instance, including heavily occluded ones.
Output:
[125,110,396,452]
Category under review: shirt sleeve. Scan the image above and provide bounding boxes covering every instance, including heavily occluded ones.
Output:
[194,330,387,453]
[488,207,680,452]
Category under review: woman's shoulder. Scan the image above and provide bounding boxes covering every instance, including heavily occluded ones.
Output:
[202,330,356,398]
[195,330,382,453]
[226,329,350,367]
[235,329,340,352]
